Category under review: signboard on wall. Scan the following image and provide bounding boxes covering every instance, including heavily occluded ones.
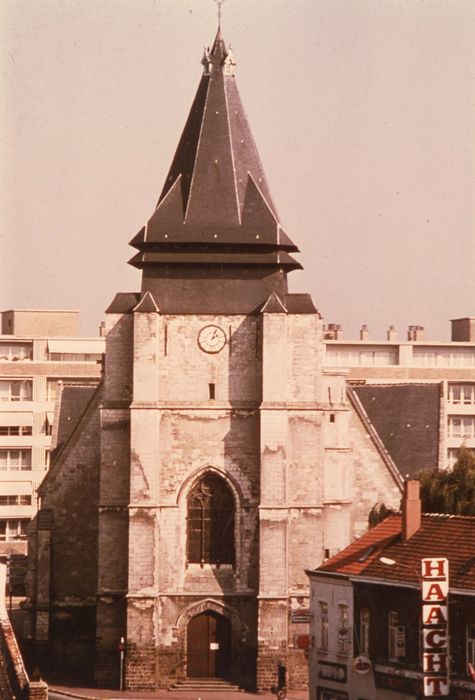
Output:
[421,557,449,697]
[291,608,312,624]
[317,661,347,684]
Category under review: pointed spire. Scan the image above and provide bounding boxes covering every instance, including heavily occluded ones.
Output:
[133,28,297,248]
[214,0,227,32]
[129,24,305,313]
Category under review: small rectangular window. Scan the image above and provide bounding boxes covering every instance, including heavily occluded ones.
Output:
[0,344,32,361]
[360,608,370,656]
[0,495,32,506]
[208,383,216,400]
[0,425,32,436]
[0,450,32,471]
[338,603,350,654]
[0,380,33,401]
[388,611,405,661]
[329,413,335,423]
[318,601,329,650]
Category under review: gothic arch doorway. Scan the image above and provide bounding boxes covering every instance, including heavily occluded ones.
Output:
[187,610,231,679]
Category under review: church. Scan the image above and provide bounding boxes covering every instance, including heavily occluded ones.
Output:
[27,26,406,691]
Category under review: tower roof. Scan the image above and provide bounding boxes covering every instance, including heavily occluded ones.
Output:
[129,28,301,272]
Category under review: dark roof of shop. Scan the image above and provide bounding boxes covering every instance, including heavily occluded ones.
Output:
[312,513,475,592]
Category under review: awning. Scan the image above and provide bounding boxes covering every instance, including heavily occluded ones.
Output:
[0,481,32,495]
[0,412,33,426]
[47,339,105,354]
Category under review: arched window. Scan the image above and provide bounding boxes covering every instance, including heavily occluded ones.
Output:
[187,473,235,565]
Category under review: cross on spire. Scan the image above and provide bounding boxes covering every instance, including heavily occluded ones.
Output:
[213,0,227,28]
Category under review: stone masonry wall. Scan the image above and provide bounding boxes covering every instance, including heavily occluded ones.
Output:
[31,385,102,678]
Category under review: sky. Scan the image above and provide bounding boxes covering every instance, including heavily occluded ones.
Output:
[1,0,474,340]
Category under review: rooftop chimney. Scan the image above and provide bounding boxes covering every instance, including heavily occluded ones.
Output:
[402,479,421,541]
[360,324,369,341]
[407,325,425,341]
[387,325,397,342]
[324,323,343,340]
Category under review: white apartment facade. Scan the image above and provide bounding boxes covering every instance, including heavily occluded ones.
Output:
[323,317,475,469]
[0,310,104,554]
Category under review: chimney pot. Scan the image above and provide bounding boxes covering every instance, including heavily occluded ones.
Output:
[402,479,421,541]
[414,326,425,341]
[387,325,397,341]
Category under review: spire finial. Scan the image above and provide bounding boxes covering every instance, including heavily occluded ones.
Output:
[213,0,227,28]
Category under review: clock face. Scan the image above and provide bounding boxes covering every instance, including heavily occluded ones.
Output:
[198,325,227,353]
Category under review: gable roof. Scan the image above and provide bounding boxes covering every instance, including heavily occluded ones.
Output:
[53,385,98,451]
[313,513,475,592]
[41,382,103,495]
[349,383,441,478]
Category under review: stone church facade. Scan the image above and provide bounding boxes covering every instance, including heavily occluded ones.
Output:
[27,28,402,691]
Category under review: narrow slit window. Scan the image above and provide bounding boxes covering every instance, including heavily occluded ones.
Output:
[209,383,215,400]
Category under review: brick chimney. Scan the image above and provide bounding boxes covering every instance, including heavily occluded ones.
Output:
[402,479,421,541]
[324,323,343,340]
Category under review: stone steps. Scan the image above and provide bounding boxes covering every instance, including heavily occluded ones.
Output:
[170,677,242,692]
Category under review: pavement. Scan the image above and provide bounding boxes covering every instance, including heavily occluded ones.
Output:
[49,686,308,700]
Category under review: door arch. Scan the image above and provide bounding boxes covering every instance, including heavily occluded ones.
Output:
[187,610,231,679]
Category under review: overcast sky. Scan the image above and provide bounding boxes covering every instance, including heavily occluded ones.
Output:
[1,0,474,339]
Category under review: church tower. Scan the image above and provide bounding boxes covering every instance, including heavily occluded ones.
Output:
[96,27,329,690]
[95,27,348,690]
[27,21,403,692]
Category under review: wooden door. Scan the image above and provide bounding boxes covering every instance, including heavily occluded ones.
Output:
[187,611,231,678]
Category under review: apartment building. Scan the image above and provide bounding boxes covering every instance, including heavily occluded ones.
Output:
[323,317,475,468]
[0,310,104,555]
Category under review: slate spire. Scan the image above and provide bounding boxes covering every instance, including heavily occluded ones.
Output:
[129,28,300,272]
[126,27,313,315]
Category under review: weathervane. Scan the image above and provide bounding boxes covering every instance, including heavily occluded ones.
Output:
[213,0,227,28]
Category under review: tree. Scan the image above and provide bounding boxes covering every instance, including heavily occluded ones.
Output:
[418,447,475,516]
[368,502,396,528]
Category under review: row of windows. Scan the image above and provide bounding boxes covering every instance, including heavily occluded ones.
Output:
[413,349,475,367]
[0,345,101,363]
[448,384,475,405]
[0,380,33,401]
[48,353,102,362]
[0,345,33,361]
[447,416,475,440]
[0,519,28,541]
[318,602,350,655]
[316,605,475,669]
[326,349,475,368]
[325,349,398,367]
[0,495,31,506]
[0,426,33,436]
[0,378,98,402]
[0,450,32,471]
